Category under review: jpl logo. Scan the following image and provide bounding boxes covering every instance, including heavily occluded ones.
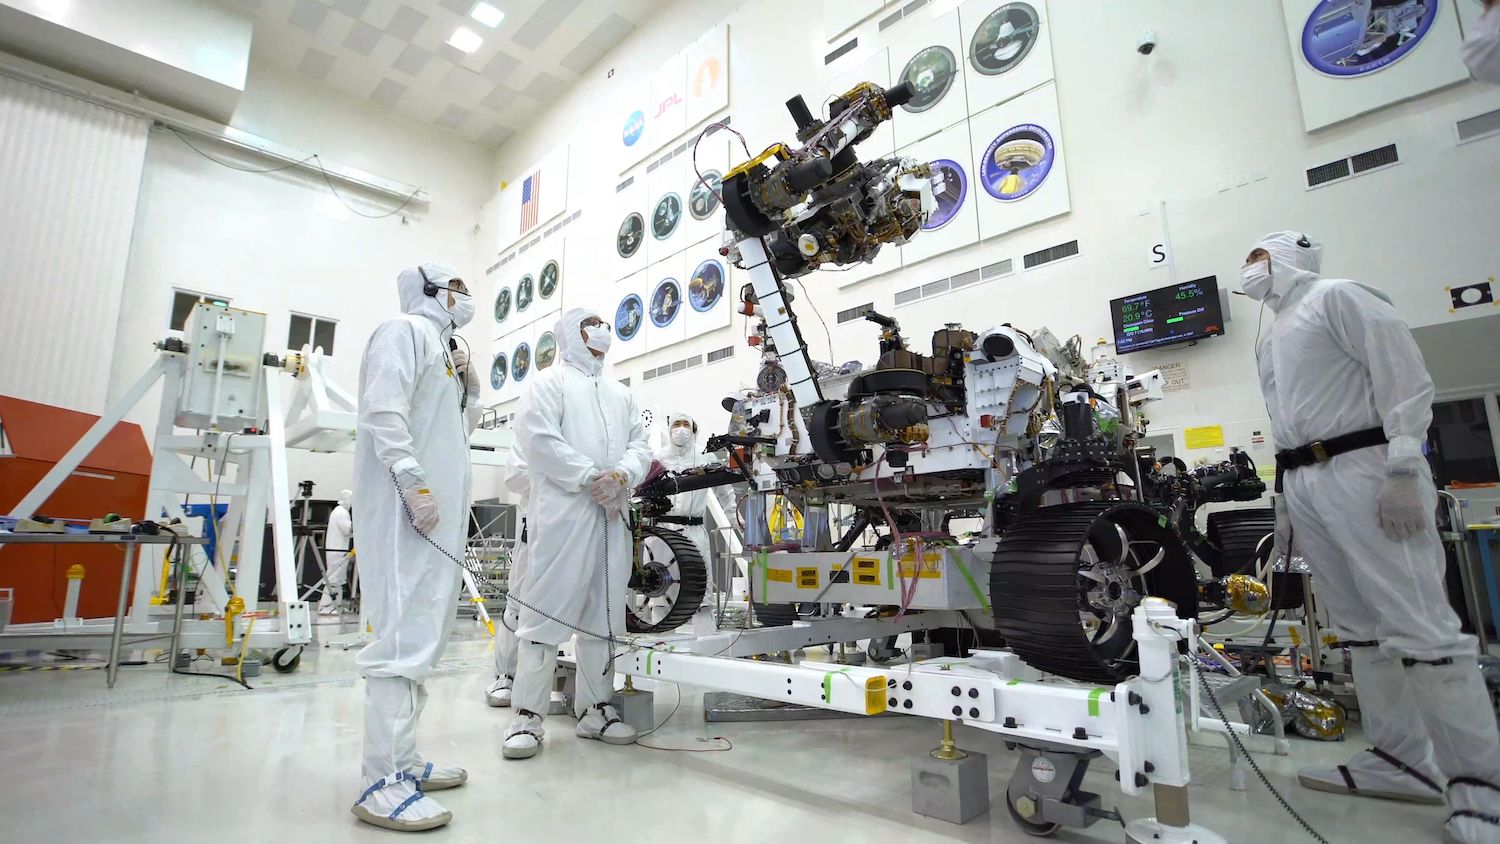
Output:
[655,93,682,118]
[622,110,645,147]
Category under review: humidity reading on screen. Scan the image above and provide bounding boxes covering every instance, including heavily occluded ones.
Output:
[1110,276,1224,354]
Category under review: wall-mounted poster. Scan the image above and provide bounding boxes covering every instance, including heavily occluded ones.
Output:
[889,10,969,149]
[493,282,513,328]
[612,269,649,363]
[684,24,730,128]
[647,154,687,262]
[643,52,689,158]
[684,236,734,341]
[491,322,535,405]
[1280,0,1469,131]
[959,0,1055,115]
[612,171,648,282]
[897,122,979,267]
[646,252,688,353]
[613,76,650,175]
[681,134,728,248]
[968,81,1070,241]
[534,329,558,372]
[498,145,569,252]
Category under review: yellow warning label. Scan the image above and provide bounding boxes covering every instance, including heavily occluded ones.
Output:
[1184,425,1225,449]
[796,567,820,589]
[898,551,944,580]
[766,568,794,583]
[852,556,881,586]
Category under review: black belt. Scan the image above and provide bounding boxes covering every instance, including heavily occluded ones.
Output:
[1274,426,1386,492]
[656,515,704,526]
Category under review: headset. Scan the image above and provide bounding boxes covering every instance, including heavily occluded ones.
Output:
[417,264,467,298]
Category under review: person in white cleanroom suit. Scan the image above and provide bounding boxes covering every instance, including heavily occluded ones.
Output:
[319,490,353,615]
[502,307,652,760]
[1243,232,1500,844]
[654,413,716,592]
[484,444,567,714]
[1463,0,1500,84]
[349,262,481,832]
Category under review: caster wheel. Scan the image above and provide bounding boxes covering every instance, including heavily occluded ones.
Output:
[1006,791,1060,837]
[271,646,303,674]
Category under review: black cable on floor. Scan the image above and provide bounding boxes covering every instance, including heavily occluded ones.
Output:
[1191,657,1328,844]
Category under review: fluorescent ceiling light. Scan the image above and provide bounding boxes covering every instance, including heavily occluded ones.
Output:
[447,27,484,53]
[470,2,505,28]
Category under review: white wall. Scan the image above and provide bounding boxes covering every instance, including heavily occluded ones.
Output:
[482,0,1500,465]
[0,73,148,413]
[109,60,500,500]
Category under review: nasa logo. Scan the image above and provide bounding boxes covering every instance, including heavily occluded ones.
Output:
[622,109,645,147]
[655,93,683,118]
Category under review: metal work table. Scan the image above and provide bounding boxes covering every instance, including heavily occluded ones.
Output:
[0,532,207,687]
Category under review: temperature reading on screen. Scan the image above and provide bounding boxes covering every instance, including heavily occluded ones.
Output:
[1109,276,1224,354]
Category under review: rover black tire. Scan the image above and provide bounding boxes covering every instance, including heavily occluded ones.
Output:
[625,527,708,634]
[990,502,1198,684]
[1206,508,1275,579]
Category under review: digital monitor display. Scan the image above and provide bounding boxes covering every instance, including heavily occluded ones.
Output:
[1110,276,1225,354]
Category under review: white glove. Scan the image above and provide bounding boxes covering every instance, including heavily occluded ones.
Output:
[405,485,441,534]
[451,348,481,399]
[1376,471,1430,542]
[1272,494,1293,562]
[588,470,628,507]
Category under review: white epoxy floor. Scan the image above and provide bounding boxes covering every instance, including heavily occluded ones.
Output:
[0,621,1450,843]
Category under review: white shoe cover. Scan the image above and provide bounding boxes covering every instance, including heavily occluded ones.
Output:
[576,703,637,746]
[504,713,544,759]
[1299,748,1445,804]
[350,773,451,831]
[486,676,513,708]
[409,760,467,791]
[1445,779,1500,844]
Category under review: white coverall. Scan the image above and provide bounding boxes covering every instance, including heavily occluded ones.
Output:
[1463,0,1500,85]
[493,450,529,682]
[319,491,353,614]
[655,413,715,587]
[352,262,480,824]
[509,308,651,727]
[1248,232,1500,842]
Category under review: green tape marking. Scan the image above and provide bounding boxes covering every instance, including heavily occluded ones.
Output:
[948,549,991,612]
[756,550,769,598]
[1088,687,1107,718]
[886,552,894,591]
[647,651,654,674]
[1007,679,1022,686]
[823,668,851,703]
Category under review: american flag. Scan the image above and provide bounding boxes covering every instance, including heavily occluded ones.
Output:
[519,171,541,235]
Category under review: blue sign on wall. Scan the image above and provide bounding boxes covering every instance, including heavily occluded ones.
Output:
[1301,0,1435,77]
[980,123,1055,202]
[622,110,645,146]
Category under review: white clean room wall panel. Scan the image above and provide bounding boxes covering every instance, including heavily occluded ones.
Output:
[888,9,968,149]
[959,0,1055,115]
[0,74,147,412]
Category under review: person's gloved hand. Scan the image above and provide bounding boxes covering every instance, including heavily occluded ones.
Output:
[1272,494,1293,561]
[589,470,628,507]
[1377,471,1430,541]
[404,485,441,534]
[451,348,481,399]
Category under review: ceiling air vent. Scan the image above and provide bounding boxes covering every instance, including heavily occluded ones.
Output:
[1306,159,1350,188]
[894,285,923,306]
[707,345,734,363]
[1023,240,1080,270]
[949,269,982,290]
[825,37,858,65]
[1349,143,1398,174]
[838,303,875,323]
[1458,108,1500,144]
[879,9,903,30]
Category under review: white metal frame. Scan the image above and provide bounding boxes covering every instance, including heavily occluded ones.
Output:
[3,349,312,652]
[615,599,1225,840]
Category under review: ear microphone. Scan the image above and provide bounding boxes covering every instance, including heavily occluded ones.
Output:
[419,265,438,297]
[1296,235,1311,248]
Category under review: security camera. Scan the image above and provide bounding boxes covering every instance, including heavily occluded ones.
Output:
[1137,30,1157,55]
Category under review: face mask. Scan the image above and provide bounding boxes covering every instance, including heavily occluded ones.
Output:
[671,428,692,447]
[584,324,612,355]
[445,292,475,328]
[1241,259,1272,301]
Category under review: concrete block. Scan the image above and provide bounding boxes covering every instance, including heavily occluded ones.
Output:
[911,750,990,824]
[611,687,655,732]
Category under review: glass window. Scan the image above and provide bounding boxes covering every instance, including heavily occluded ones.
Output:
[171,290,229,331]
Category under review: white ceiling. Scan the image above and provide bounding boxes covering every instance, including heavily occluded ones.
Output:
[235,0,665,149]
